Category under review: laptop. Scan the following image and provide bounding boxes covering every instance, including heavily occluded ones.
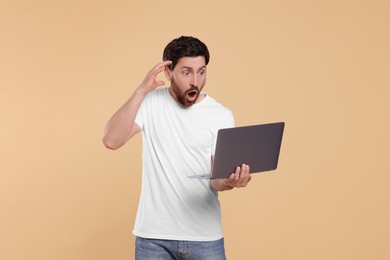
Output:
[189,122,285,179]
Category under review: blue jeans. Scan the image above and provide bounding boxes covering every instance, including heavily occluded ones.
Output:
[135,236,226,260]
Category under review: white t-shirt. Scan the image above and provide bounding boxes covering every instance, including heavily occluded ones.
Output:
[133,88,235,241]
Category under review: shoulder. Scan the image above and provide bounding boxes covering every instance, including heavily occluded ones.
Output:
[142,88,168,103]
[202,94,233,115]
[146,88,167,98]
[199,94,235,126]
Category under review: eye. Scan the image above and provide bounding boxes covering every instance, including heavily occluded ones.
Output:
[183,70,190,76]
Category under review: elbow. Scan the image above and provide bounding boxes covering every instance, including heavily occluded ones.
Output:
[102,136,121,150]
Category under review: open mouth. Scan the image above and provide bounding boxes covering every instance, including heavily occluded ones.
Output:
[188,90,197,98]
[186,90,198,101]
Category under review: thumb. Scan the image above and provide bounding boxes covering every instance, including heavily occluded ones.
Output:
[155,80,165,87]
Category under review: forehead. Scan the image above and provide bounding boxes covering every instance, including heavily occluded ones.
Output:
[175,56,206,70]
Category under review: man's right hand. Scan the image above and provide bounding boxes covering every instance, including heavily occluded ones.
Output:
[137,60,172,95]
[103,60,172,150]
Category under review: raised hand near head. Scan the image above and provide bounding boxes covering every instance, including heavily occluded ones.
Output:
[138,60,172,95]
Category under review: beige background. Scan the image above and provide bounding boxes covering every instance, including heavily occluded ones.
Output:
[1,0,389,259]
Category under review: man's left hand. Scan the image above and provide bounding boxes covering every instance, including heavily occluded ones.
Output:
[211,164,252,191]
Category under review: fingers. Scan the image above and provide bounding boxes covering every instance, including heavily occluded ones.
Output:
[139,61,172,93]
[226,164,251,188]
[155,80,165,87]
[234,166,241,181]
[150,60,172,76]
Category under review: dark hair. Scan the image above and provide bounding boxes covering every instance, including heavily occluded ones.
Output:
[163,36,210,70]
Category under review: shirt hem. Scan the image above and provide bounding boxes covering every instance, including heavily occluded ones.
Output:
[133,230,224,242]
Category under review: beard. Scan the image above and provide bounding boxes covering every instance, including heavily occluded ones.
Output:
[170,78,202,107]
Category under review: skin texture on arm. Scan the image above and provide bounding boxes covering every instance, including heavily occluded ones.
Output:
[102,60,172,150]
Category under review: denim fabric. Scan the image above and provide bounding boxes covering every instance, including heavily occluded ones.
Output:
[135,236,226,260]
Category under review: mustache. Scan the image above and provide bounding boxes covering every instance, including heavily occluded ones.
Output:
[185,86,199,94]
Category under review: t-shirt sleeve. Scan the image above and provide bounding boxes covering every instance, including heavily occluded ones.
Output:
[211,110,235,155]
[223,110,235,128]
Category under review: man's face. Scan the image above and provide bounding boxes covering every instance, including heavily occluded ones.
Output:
[165,56,207,107]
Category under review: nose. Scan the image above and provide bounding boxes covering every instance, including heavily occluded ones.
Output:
[190,74,198,88]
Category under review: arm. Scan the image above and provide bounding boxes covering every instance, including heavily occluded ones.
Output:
[210,156,252,192]
[102,60,172,150]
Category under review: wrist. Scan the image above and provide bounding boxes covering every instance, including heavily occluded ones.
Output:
[211,179,233,192]
[134,86,148,97]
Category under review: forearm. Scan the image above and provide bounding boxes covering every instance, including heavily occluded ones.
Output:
[103,60,171,150]
[102,88,146,149]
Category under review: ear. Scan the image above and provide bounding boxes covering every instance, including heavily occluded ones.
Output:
[164,67,172,81]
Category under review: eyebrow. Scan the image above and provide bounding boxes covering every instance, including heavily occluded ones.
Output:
[180,66,207,72]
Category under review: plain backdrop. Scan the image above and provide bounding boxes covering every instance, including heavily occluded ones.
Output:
[1,0,389,259]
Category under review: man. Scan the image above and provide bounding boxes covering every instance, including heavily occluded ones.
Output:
[103,36,251,259]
